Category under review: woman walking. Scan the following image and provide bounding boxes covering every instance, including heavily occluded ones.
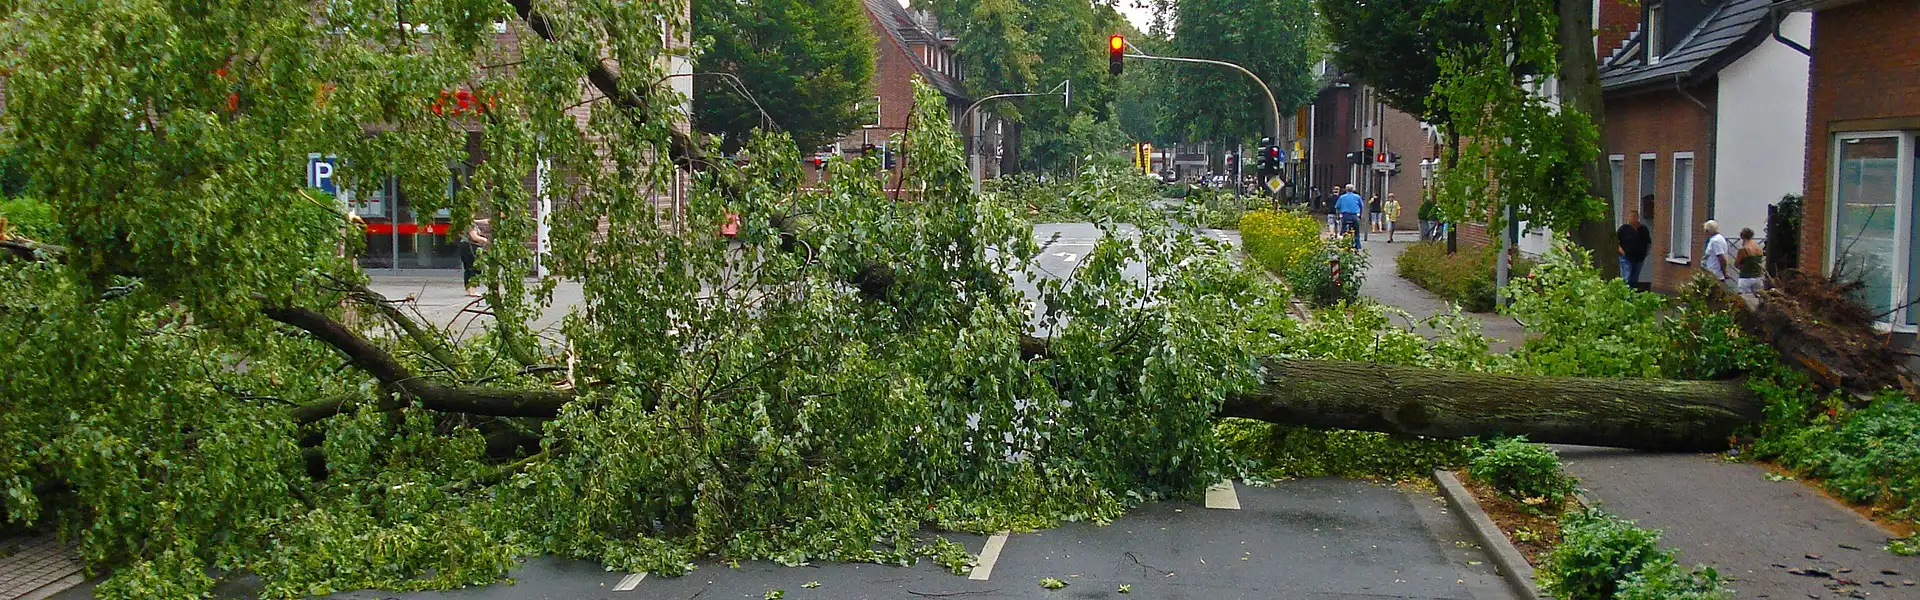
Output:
[1734,228,1765,295]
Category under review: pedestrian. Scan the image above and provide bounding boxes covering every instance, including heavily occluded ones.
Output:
[1368,195,1384,233]
[459,218,491,297]
[1615,210,1652,290]
[1336,184,1364,250]
[1383,193,1400,243]
[1734,227,1765,295]
[1700,220,1734,289]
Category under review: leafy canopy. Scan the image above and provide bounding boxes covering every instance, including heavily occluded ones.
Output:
[692,0,877,151]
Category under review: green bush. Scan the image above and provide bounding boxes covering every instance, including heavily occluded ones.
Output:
[1753,389,1920,518]
[1468,437,1576,506]
[1239,209,1324,276]
[1614,560,1729,600]
[0,196,56,241]
[1288,239,1367,307]
[1541,508,1727,600]
[1394,241,1533,312]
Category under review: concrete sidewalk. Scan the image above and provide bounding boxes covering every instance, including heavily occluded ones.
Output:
[1555,447,1920,599]
[1353,239,1528,353]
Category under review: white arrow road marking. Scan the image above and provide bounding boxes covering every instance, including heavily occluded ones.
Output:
[613,572,647,591]
[968,531,1011,581]
[1205,480,1241,510]
[1051,252,1079,263]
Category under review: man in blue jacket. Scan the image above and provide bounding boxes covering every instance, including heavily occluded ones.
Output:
[1335,184,1363,250]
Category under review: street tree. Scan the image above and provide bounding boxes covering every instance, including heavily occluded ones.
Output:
[1,0,1751,597]
[691,0,876,152]
[1163,0,1318,142]
[1318,0,1482,128]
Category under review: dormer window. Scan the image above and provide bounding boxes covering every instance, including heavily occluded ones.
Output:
[1646,1,1665,63]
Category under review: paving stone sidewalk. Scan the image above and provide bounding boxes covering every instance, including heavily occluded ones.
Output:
[1352,237,1527,353]
[1555,447,1920,599]
[1353,236,1920,597]
[0,535,84,600]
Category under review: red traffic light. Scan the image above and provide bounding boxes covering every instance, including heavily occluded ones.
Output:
[1363,137,1375,151]
[1109,35,1125,75]
[1267,147,1280,159]
[1376,153,1387,163]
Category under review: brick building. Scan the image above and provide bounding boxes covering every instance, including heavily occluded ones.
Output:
[1596,0,1810,292]
[1302,66,1426,233]
[1792,0,1920,329]
[824,0,976,190]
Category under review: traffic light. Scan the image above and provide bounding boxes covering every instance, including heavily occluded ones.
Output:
[810,156,826,171]
[883,143,897,169]
[1109,35,1126,75]
[1363,137,1375,153]
[1346,151,1364,165]
[1376,152,1386,164]
[1225,153,1238,173]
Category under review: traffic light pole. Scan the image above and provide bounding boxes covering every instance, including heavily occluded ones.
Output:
[966,80,1070,194]
[1120,45,1281,151]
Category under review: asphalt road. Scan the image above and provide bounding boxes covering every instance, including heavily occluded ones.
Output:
[71,479,1511,600]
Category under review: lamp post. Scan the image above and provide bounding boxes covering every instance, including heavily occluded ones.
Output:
[965,80,1070,194]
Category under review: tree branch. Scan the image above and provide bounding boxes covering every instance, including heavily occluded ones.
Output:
[265,306,574,419]
[502,0,708,172]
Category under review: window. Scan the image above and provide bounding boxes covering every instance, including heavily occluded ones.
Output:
[1646,2,1665,62]
[1638,153,1658,232]
[1827,133,1915,327]
[1669,153,1694,261]
[1610,155,1626,225]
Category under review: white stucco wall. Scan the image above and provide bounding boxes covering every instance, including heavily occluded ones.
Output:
[1712,12,1811,242]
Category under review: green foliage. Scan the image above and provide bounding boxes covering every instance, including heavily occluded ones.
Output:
[1751,389,1920,521]
[1468,438,1576,507]
[1506,244,1670,378]
[1319,0,1482,126]
[1216,418,1475,481]
[1039,577,1067,589]
[1541,509,1727,600]
[692,0,876,151]
[1506,244,1773,380]
[1185,188,1255,229]
[0,196,56,241]
[1288,240,1368,308]
[1427,0,1603,234]
[1163,0,1319,141]
[1395,241,1535,313]
[1239,209,1323,275]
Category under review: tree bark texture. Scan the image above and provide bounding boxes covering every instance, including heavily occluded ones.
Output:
[1218,358,1759,452]
[1557,0,1619,276]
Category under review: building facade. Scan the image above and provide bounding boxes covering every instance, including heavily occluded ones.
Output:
[1596,0,1810,292]
[1794,0,1920,330]
[1303,69,1425,232]
[824,0,975,190]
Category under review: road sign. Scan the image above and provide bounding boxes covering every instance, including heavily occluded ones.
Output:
[1373,162,1394,172]
[1265,177,1284,194]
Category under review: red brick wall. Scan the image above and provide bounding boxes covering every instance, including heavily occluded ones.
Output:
[1604,86,1716,293]
[1376,106,1424,230]
[1800,0,1920,272]
[822,11,919,186]
[1597,0,1640,60]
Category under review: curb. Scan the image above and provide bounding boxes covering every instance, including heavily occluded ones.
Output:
[1433,469,1546,600]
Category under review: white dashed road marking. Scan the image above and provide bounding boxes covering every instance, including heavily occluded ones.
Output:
[969,531,1011,581]
[613,572,647,591]
[1205,480,1242,510]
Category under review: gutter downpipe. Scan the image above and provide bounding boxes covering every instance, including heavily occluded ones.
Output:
[1770,4,1813,57]
[1674,75,1717,233]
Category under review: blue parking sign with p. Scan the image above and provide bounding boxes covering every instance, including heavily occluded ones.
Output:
[307,154,338,195]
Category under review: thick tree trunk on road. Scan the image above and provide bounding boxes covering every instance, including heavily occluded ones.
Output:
[1218,358,1759,452]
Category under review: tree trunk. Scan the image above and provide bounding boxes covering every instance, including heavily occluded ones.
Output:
[1218,358,1758,452]
[1557,0,1618,277]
